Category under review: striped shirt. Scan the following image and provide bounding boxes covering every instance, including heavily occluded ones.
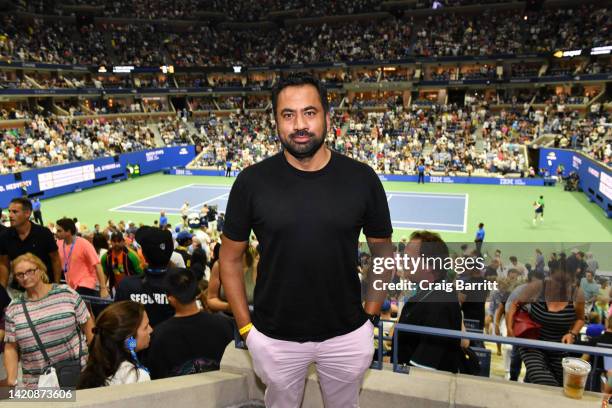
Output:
[4,284,89,388]
[530,282,576,342]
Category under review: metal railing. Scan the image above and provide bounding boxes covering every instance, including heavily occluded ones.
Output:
[389,322,612,389]
[80,294,114,305]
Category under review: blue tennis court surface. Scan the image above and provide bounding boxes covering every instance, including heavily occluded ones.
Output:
[110,184,468,233]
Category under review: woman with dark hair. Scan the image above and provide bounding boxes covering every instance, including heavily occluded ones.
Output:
[507,258,585,386]
[78,301,153,388]
[92,233,109,257]
[209,241,221,268]
[190,247,208,281]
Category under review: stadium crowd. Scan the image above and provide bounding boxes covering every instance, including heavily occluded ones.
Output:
[0,4,609,67]
[0,1,609,402]
[0,196,607,391]
[188,101,610,174]
[0,116,189,174]
[1,97,610,175]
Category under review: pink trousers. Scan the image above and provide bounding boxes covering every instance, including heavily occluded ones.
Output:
[246,320,374,408]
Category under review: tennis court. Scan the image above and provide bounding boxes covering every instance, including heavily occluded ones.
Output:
[110,184,469,233]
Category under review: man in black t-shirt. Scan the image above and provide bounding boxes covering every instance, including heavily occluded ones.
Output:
[220,73,393,407]
[397,231,463,372]
[459,267,490,331]
[0,197,61,288]
[0,208,7,233]
[115,226,175,327]
[148,268,233,379]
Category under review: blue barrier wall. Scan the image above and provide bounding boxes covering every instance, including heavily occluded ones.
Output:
[168,168,548,186]
[121,146,194,175]
[539,148,611,216]
[378,174,547,186]
[0,146,195,208]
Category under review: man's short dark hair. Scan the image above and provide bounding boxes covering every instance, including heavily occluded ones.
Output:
[110,232,124,242]
[509,256,517,262]
[10,197,32,212]
[165,268,200,305]
[528,269,544,282]
[271,73,329,118]
[409,230,450,280]
[56,217,77,235]
[478,223,484,228]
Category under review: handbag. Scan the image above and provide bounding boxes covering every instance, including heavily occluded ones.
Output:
[458,347,482,376]
[513,308,541,339]
[22,301,84,388]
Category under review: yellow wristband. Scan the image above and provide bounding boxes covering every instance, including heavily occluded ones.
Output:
[239,323,253,336]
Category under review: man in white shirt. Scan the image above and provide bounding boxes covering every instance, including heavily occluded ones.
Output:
[504,256,526,278]
[180,201,190,227]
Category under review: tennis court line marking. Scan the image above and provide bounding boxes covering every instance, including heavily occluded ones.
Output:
[462,194,469,233]
[391,221,465,234]
[392,221,464,227]
[385,190,467,197]
[108,209,165,215]
[387,194,393,202]
[188,192,230,211]
[187,186,468,200]
[186,185,233,190]
[108,183,196,211]
[120,205,181,210]
[386,193,467,200]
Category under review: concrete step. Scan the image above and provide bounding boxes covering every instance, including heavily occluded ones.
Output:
[147,123,165,147]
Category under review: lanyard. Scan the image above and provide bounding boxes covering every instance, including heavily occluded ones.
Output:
[62,238,77,274]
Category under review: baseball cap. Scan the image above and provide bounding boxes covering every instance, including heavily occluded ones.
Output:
[176,230,193,243]
[135,226,174,268]
[381,299,391,312]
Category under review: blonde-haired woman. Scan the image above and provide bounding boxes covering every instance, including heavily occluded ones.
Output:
[3,253,94,388]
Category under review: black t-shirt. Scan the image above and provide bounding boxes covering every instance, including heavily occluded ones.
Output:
[147,311,234,379]
[397,287,462,372]
[0,284,8,353]
[0,284,10,311]
[223,151,393,342]
[115,272,174,327]
[0,222,58,282]
[460,276,489,329]
[175,247,191,267]
[483,266,498,279]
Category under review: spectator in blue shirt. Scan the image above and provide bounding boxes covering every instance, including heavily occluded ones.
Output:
[159,211,168,228]
[474,223,485,256]
[416,161,426,184]
[225,160,232,177]
[31,198,43,225]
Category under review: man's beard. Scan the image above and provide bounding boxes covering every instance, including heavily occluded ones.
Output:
[279,124,327,160]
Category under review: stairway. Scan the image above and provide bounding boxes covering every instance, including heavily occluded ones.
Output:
[147,123,165,147]
[340,120,351,138]
[473,124,485,153]
[182,120,198,144]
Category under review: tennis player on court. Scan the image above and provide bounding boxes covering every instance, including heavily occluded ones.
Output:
[220,73,393,408]
[533,195,544,225]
